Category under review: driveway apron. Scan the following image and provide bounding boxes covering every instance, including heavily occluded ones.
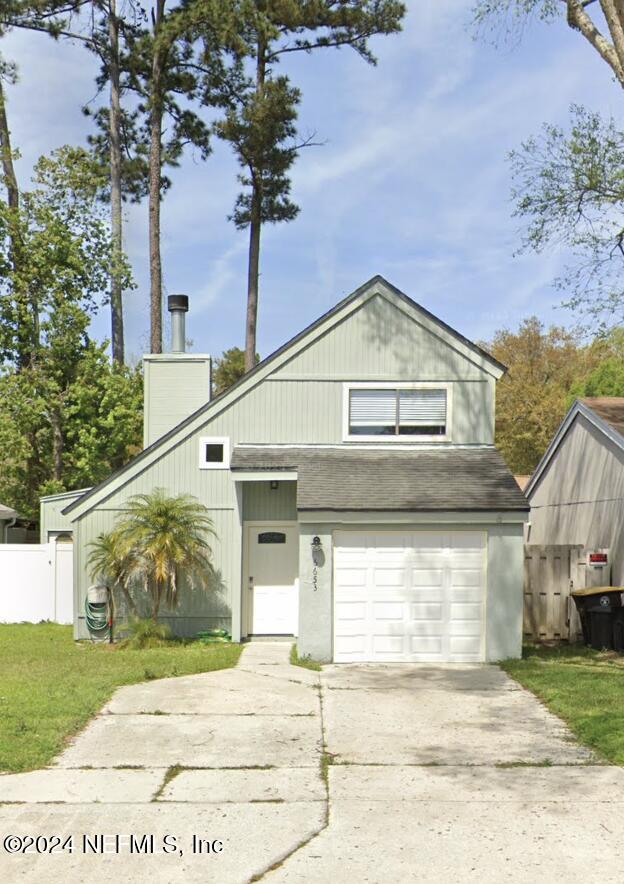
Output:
[3,648,624,882]
[268,663,624,883]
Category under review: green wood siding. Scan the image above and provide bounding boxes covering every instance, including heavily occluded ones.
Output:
[144,354,211,446]
[273,294,489,381]
[243,481,297,521]
[40,489,89,541]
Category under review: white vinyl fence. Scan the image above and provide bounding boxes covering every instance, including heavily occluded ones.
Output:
[0,540,73,624]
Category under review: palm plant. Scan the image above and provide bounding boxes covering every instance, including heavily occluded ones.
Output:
[87,528,138,617]
[113,488,215,622]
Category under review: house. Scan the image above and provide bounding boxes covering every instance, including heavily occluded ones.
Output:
[525,397,624,584]
[0,502,17,542]
[59,276,528,662]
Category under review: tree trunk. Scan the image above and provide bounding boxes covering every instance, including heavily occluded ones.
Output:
[152,581,162,622]
[245,194,261,372]
[0,79,19,212]
[148,0,166,355]
[108,0,125,364]
[0,79,39,369]
[50,408,64,482]
[121,583,138,618]
[244,39,266,374]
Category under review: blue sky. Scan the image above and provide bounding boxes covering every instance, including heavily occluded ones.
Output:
[3,1,621,362]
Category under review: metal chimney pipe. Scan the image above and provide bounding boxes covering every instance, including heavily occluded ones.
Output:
[168,294,188,353]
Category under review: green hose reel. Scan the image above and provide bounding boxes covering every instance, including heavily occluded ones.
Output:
[85,585,111,637]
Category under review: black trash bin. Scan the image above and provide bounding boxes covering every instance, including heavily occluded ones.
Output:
[614,609,624,653]
[571,588,624,650]
[589,607,615,651]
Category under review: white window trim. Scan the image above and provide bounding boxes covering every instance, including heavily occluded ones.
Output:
[199,436,231,469]
[342,382,452,443]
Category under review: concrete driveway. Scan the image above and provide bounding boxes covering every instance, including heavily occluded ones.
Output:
[2,645,624,882]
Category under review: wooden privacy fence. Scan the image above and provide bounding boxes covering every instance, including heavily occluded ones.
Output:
[524,545,586,642]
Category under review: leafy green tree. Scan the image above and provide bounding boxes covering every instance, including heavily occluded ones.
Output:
[0,147,142,518]
[212,346,259,395]
[572,359,624,398]
[215,0,406,372]
[0,344,143,519]
[486,317,591,474]
[473,1,624,89]
[0,145,124,368]
[509,106,624,331]
[110,488,215,622]
[571,328,624,398]
[472,3,624,329]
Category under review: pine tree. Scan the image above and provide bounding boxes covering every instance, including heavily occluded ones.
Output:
[215,0,406,372]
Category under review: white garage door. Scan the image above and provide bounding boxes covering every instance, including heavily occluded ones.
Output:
[333,531,486,663]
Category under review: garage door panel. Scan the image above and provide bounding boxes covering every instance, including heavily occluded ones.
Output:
[449,619,481,637]
[334,568,367,587]
[450,602,480,621]
[450,570,481,587]
[373,601,405,620]
[450,586,481,603]
[373,568,406,587]
[411,602,443,620]
[410,635,443,655]
[334,635,366,658]
[411,569,444,587]
[411,588,444,605]
[335,601,366,620]
[372,635,405,655]
[334,531,485,663]
[450,636,481,656]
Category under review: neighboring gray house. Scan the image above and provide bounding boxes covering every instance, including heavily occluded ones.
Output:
[526,397,624,584]
[0,502,17,542]
[61,276,528,662]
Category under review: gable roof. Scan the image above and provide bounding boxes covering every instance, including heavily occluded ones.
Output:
[0,502,17,519]
[64,275,506,520]
[525,397,624,498]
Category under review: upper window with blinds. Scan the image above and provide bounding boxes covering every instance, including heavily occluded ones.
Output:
[345,386,449,439]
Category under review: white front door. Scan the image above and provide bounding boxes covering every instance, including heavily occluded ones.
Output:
[333,531,486,663]
[247,524,299,635]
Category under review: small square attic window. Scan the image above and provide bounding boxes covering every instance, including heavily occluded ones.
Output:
[199,436,230,469]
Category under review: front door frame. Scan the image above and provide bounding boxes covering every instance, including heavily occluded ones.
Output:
[242,520,299,637]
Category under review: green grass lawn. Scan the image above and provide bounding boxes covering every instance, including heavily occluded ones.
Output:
[0,623,242,774]
[502,643,624,765]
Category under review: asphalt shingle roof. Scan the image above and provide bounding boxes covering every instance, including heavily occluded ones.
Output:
[231,447,529,512]
[581,398,624,439]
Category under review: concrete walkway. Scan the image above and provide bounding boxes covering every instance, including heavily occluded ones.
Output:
[0,642,326,882]
[2,647,624,882]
